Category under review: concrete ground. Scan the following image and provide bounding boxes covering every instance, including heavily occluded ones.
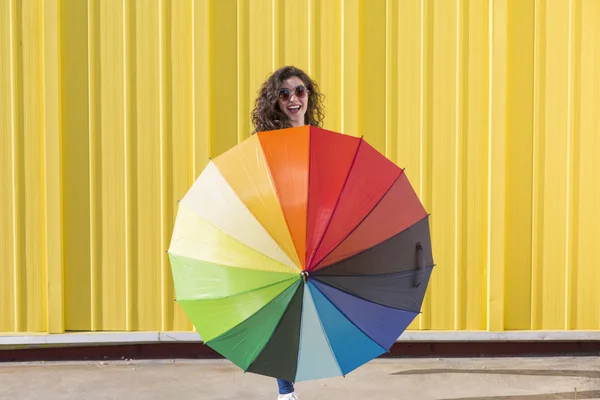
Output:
[1,356,600,400]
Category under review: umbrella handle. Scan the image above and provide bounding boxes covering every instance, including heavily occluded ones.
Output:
[414,242,425,288]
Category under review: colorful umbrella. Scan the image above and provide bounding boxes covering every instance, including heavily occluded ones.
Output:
[168,125,434,382]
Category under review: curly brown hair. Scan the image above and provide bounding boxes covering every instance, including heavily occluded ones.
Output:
[251,66,325,133]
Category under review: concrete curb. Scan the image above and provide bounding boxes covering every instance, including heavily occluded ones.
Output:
[1,330,599,349]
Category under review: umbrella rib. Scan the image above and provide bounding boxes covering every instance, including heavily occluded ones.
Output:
[314,265,435,280]
[310,169,407,271]
[238,155,302,271]
[169,252,299,303]
[242,281,303,377]
[169,248,296,278]
[304,131,313,269]
[178,162,299,272]
[311,213,431,275]
[310,281,394,351]
[312,273,432,313]
[314,282,420,313]
[306,283,345,378]
[261,132,308,270]
[307,137,364,269]
[314,263,436,278]
[183,275,299,302]
[205,279,301,354]
[174,202,299,274]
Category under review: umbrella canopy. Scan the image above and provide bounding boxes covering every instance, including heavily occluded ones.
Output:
[168,125,434,382]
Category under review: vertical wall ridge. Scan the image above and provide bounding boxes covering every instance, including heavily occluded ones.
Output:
[564,0,581,330]
[159,0,169,332]
[486,0,507,332]
[42,0,64,334]
[123,0,133,332]
[418,0,434,330]
[88,0,100,332]
[530,0,546,331]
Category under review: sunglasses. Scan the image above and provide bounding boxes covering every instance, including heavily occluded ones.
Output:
[278,85,309,102]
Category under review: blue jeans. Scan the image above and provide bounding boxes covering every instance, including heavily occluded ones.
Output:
[277,378,295,395]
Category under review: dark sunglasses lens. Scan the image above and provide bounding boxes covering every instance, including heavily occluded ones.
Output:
[278,89,291,101]
[295,86,307,98]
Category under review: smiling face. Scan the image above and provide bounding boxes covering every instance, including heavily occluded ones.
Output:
[277,76,309,128]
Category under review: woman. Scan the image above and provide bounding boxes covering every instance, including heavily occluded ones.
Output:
[250,65,325,400]
[251,65,324,132]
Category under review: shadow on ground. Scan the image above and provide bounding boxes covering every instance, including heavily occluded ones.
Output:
[393,369,600,400]
[394,369,600,379]
[438,390,600,400]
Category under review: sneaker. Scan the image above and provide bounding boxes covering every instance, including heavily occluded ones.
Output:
[278,392,299,400]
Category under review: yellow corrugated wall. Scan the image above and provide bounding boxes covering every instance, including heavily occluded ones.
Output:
[1,0,599,335]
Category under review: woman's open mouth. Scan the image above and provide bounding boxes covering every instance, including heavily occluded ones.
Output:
[287,105,302,115]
